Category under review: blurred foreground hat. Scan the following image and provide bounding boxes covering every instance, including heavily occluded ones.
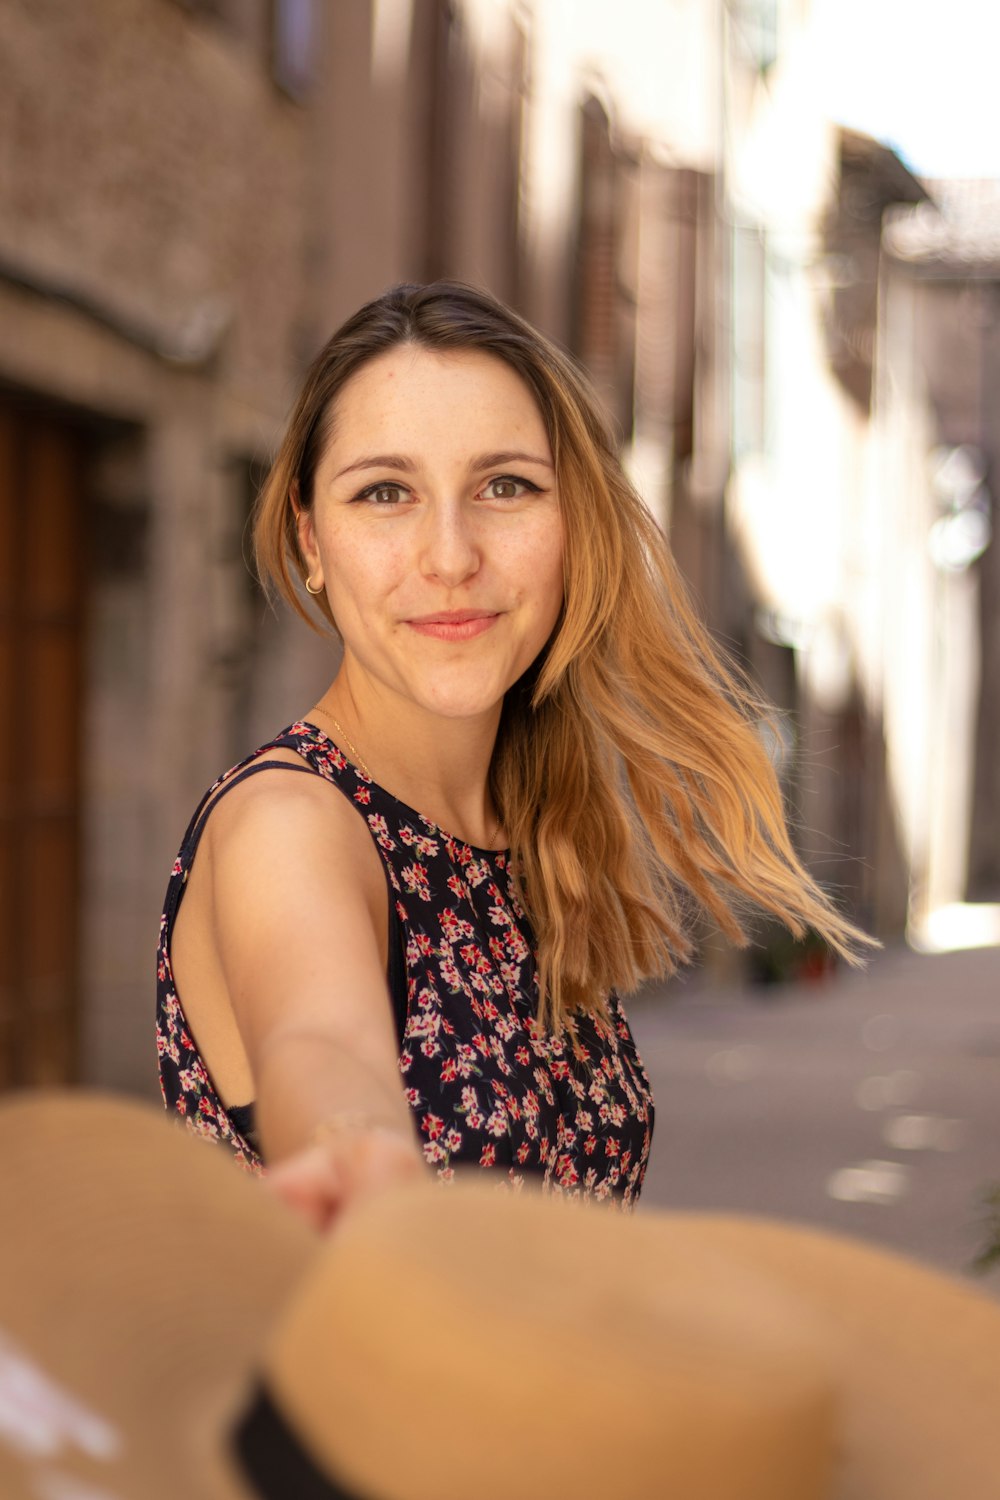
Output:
[661,1214,1000,1500]
[0,1091,833,1500]
[0,1091,996,1500]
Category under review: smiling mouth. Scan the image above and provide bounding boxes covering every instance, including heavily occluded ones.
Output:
[405,610,500,640]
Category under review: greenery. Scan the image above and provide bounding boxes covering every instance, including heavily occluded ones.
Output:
[971,1185,1000,1276]
[748,925,837,987]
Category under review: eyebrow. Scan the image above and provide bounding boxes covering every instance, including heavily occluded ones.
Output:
[331,450,554,481]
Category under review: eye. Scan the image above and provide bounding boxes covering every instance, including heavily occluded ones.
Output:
[480,475,541,501]
[355,482,409,506]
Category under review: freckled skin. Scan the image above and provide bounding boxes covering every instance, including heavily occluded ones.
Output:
[297,346,565,736]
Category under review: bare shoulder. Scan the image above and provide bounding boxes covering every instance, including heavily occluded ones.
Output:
[202,753,381,889]
[189,753,394,1060]
[197,753,390,973]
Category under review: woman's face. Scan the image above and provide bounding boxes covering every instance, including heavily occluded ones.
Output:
[298,344,565,724]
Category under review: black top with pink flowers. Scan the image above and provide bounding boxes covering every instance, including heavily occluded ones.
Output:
[157,722,655,1204]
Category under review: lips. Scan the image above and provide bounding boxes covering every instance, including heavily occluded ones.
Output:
[404,609,501,641]
[407,610,498,625]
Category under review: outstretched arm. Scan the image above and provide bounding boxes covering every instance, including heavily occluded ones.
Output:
[204,768,424,1228]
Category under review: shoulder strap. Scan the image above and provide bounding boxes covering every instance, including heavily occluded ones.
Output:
[185,760,318,862]
[167,754,409,1044]
[163,760,317,933]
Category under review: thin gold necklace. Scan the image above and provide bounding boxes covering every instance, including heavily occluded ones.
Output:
[308,704,502,851]
[310,706,373,778]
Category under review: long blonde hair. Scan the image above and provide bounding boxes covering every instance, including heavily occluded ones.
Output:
[255,281,870,1026]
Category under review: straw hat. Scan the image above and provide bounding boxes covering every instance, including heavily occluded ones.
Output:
[0,1089,317,1500]
[0,1090,835,1500]
[0,1089,996,1499]
[661,1215,1000,1500]
[260,1194,1000,1500]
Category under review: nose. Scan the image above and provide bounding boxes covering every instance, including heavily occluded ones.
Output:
[418,499,481,588]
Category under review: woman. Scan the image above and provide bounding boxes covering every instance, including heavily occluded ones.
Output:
[157,281,865,1229]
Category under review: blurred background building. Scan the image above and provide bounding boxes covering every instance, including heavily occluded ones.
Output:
[0,0,996,1102]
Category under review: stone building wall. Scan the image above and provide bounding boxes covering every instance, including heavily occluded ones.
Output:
[0,0,529,1097]
[0,0,344,1094]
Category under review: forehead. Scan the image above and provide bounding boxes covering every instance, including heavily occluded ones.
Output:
[323,345,550,461]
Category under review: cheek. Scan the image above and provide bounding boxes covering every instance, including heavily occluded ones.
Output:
[529,520,565,620]
[320,527,406,607]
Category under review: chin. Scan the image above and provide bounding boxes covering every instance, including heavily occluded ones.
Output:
[415,692,506,722]
[406,671,513,721]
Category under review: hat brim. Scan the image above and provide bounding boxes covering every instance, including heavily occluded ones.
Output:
[261,1179,1000,1500]
[0,1090,318,1500]
[663,1213,1000,1500]
[263,1175,842,1500]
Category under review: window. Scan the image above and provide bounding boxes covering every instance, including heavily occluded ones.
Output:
[728,0,779,75]
[271,0,316,99]
[170,0,228,17]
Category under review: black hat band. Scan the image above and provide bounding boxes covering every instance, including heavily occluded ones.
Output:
[233,1384,371,1500]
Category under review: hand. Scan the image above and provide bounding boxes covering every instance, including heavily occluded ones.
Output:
[263,1123,425,1233]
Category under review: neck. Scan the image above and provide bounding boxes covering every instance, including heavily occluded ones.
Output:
[310,670,504,850]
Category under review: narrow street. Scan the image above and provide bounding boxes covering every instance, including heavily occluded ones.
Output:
[628,943,1000,1296]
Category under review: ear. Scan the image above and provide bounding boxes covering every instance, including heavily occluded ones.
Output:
[292,482,323,585]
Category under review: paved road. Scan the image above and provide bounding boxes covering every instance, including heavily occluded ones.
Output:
[626,942,1000,1295]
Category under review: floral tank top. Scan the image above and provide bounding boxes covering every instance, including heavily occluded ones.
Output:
[157,722,655,1205]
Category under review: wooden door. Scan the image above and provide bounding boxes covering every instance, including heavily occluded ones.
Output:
[0,400,86,1088]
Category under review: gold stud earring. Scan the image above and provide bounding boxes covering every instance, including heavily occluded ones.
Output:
[305,576,324,595]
